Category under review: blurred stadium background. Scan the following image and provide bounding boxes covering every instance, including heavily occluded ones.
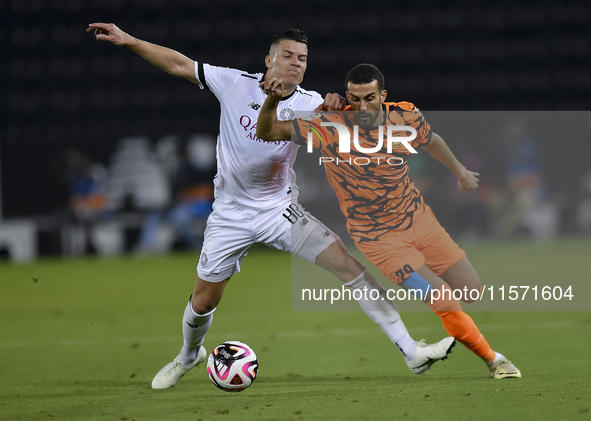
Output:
[2,3,591,419]
[2,0,591,261]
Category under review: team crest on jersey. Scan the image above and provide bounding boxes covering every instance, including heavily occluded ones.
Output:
[279,107,294,120]
[247,101,261,110]
[390,132,403,148]
[200,252,208,266]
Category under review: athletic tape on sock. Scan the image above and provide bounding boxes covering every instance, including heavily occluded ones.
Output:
[401,272,433,300]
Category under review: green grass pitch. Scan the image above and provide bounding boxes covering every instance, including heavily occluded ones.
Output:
[1,238,590,420]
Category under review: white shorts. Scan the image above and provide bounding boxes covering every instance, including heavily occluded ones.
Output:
[197,200,339,282]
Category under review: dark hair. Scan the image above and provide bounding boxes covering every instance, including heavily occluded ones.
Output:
[345,63,385,92]
[270,29,308,50]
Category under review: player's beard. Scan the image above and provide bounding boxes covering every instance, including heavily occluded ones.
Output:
[355,110,381,130]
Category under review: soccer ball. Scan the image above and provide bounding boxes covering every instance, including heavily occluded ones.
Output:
[206,341,259,392]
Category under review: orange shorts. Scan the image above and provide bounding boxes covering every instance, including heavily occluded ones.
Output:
[355,205,466,284]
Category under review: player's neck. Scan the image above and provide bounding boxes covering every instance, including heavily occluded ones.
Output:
[373,104,386,126]
[282,86,297,97]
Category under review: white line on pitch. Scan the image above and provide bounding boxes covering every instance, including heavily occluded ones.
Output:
[0,320,575,349]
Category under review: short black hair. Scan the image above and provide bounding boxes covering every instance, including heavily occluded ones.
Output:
[345,63,385,92]
[270,29,308,51]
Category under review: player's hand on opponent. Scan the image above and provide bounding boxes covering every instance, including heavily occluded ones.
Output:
[87,23,132,46]
[315,93,347,113]
[457,168,480,192]
[260,78,287,99]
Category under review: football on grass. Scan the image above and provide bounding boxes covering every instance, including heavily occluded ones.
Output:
[207,341,259,392]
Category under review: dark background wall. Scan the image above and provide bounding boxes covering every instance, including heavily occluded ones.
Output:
[2,0,591,218]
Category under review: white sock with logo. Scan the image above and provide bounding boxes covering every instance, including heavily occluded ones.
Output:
[179,299,214,366]
[345,269,416,362]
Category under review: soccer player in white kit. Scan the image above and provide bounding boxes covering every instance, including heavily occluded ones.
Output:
[87,23,456,387]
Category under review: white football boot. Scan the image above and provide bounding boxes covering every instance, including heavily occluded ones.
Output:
[488,356,521,379]
[406,337,456,375]
[151,346,207,389]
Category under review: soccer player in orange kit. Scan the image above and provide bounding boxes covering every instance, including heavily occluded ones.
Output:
[257,63,521,379]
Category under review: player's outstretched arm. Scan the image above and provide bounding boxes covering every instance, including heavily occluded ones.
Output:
[256,78,292,141]
[87,23,198,84]
[315,93,347,112]
[423,133,480,192]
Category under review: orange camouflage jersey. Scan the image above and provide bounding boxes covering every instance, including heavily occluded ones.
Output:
[291,102,432,243]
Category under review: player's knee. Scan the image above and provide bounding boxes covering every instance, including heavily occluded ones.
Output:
[191,295,218,315]
[333,253,363,279]
[315,243,363,279]
[343,252,364,274]
[462,280,482,303]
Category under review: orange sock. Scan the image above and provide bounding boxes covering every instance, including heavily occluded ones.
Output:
[435,311,495,361]
[425,284,495,361]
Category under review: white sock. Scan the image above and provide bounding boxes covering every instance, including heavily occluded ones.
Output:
[486,352,504,366]
[179,299,214,365]
[395,334,417,362]
[345,269,416,362]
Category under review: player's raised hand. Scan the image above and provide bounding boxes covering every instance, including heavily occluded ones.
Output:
[458,169,480,192]
[87,23,132,46]
[259,78,287,99]
[315,93,346,112]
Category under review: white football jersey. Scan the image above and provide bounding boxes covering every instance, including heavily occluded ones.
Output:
[194,62,323,210]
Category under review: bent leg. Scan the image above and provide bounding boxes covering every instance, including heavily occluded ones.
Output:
[303,228,417,361]
[191,274,229,314]
[178,275,229,365]
[439,258,482,303]
[416,206,477,302]
[314,240,364,282]
[152,273,228,389]
[413,265,495,362]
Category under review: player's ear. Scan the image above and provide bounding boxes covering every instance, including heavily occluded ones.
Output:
[380,90,387,103]
[265,55,272,69]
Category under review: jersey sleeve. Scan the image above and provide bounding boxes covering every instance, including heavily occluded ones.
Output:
[412,111,433,149]
[392,102,433,149]
[195,62,244,99]
[306,92,324,115]
[289,90,323,120]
